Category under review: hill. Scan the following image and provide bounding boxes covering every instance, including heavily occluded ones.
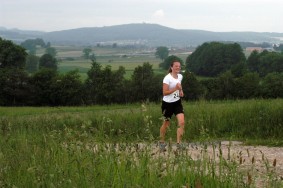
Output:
[1,23,283,47]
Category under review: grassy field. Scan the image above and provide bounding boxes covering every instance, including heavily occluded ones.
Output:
[58,56,163,79]
[0,99,282,187]
[38,45,189,79]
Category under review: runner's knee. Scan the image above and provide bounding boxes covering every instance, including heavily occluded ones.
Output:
[177,127,184,135]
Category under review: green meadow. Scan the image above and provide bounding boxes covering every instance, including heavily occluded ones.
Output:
[58,56,162,80]
[47,45,189,79]
[1,99,282,187]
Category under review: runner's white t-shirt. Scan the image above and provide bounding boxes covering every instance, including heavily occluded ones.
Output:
[163,73,183,103]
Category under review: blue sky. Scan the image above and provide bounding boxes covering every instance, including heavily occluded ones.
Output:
[0,0,282,32]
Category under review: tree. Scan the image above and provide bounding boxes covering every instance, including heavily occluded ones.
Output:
[46,42,51,48]
[82,47,92,59]
[39,54,57,70]
[217,71,236,99]
[274,44,283,52]
[85,60,126,104]
[112,43,117,48]
[45,47,57,57]
[182,71,204,100]
[247,50,260,72]
[85,60,103,104]
[49,70,84,106]
[200,78,222,100]
[96,65,117,104]
[0,37,27,69]
[234,73,260,99]
[25,54,39,73]
[258,51,283,76]
[20,38,46,55]
[30,69,58,105]
[111,66,128,103]
[155,46,169,61]
[186,42,246,77]
[231,62,247,77]
[89,53,96,62]
[159,55,184,70]
[0,68,31,105]
[247,50,283,76]
[131,62,152,101]
[130,62,161,102]
[261,72,283,98]
[199,72,235,100]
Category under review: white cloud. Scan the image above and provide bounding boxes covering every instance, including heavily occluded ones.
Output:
[152,9,165,19]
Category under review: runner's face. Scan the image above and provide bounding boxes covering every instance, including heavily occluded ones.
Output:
[171,62,181,73]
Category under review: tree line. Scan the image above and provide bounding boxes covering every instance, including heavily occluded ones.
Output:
[0,37,282,106]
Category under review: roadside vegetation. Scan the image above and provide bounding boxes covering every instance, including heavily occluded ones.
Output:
[0,99,283,187]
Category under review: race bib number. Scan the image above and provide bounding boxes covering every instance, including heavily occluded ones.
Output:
[173,91,180,98]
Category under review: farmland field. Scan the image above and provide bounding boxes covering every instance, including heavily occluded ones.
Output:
[1,99,283,187]
[38,45,189,79]
[58,55,162,79]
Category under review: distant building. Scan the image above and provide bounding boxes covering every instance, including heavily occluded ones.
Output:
[245,47,263,52]
[263,47,275,52]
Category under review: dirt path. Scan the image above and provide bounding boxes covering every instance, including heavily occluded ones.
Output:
[151,141,283,187]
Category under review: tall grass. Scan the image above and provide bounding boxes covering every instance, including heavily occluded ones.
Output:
[0,99,282,187]
[185,99,283,142]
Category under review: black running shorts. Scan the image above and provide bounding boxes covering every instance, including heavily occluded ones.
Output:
[161,99,184,121]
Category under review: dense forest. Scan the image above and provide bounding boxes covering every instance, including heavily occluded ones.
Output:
[0,37,282,106]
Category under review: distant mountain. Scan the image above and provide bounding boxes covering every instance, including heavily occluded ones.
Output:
[1,23,283,47]
[0,27,45,44]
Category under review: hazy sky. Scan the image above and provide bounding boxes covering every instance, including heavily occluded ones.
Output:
[1,0,282,32]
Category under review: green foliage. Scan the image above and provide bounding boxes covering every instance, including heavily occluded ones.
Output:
[49,70,84,106]
[261,72,283,98]
[25,54,39,73]
[85,61,126,104]
[131,62,162,102]
[200,72,261,100]
[20,38,46,55]
[30,69,58,105]
[89,53,96,62]
[112,43,117,48]
[159,55,184,70]
[238,41,272,49]
[155,46,169,61]
[82,47,92,59]
[234,73,260,99]
[1,40,283,106]
[200,72,235,100]
[182,71,204,100]
[274,43,283,52]
[201,78,222,100]
[39,54,57,70]
[247,50,283,76]
[247,50,260,72]
[0,37,27,69]
[230,62,247,77]
[217,71,236,99]
[45,47,57,57]
[0,68,31,105]
[186,42,246,77]
[85,61,102,103]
